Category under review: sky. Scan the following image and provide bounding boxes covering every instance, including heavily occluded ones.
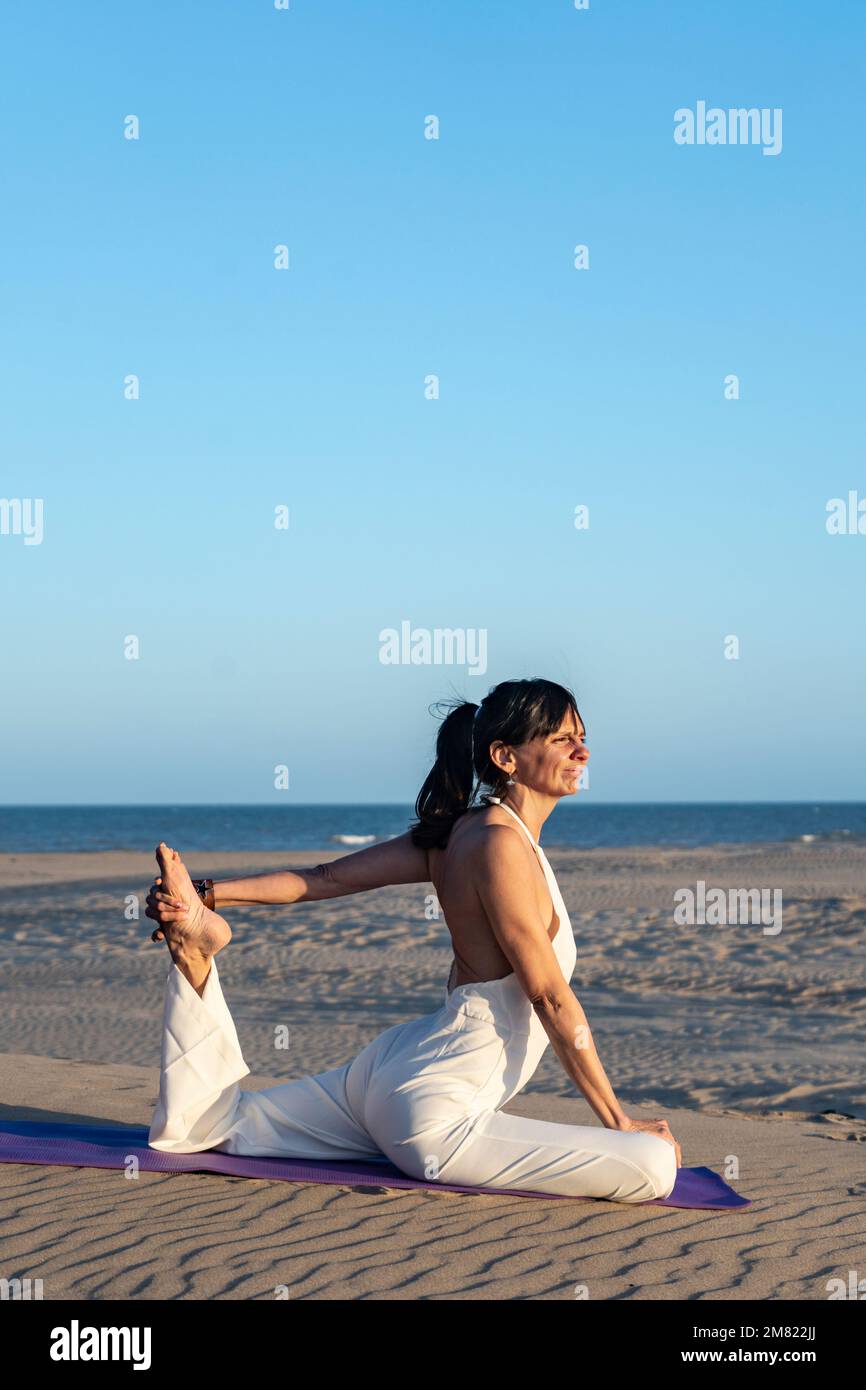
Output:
[1,0,864,804]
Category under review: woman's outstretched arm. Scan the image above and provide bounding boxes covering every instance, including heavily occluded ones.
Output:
[214,830,430,906]
[147,831,430,924]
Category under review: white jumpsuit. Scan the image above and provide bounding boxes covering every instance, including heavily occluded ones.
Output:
[149,799,678,1203]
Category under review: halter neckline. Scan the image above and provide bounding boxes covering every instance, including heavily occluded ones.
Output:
[483,795,539,848]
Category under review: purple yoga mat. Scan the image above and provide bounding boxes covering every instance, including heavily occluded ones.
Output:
[0,1120,750,1209]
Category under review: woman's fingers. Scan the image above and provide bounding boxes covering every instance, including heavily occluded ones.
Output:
[151,890,187,909]
[144,903,188,924]
[146,887,186,906]
[145,887,188,922]
[652,1121,682,1166]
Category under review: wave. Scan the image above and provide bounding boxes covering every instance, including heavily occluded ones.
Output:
[797,829,862,845]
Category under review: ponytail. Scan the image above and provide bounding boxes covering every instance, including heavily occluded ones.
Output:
[409,699,480,851]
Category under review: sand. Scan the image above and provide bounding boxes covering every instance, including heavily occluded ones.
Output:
[0,841,864,1299]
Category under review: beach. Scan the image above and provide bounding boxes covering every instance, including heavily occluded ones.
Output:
[1,840,864,1299]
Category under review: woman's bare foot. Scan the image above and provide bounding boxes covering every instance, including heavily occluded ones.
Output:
[152,843,232,994]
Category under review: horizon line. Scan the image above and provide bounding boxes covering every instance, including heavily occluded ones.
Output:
[2,800,864,810]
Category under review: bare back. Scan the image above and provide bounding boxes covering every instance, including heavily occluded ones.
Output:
[427,800,561,993]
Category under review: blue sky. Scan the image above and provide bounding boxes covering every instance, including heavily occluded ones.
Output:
[1,0,864,803]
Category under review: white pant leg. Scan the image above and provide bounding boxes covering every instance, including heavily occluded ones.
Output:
[426,1107,678,1203]
[148,959,387,1163]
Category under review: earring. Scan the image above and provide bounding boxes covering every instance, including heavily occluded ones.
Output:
[506,774,517,785]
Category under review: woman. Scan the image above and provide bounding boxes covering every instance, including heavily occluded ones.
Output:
[146,677,682,1202]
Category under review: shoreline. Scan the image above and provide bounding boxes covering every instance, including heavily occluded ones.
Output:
[2,831,864,858]
[3,835,866,867]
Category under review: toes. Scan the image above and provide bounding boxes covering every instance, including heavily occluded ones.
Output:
[155,842,174,875]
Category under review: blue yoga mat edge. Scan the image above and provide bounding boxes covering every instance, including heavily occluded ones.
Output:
[0,1119,752,1210]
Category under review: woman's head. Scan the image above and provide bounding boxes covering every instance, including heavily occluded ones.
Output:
[409,677,587,850]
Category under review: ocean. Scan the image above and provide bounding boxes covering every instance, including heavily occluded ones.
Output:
[1,802,864,854]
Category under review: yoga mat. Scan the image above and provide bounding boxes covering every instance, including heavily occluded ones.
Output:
[0,1120,750,1209]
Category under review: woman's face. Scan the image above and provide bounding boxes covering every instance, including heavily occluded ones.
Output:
[498,707,589,797]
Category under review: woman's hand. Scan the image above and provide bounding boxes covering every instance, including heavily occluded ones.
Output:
[145,875,191,942]
[617,1115,682,1169]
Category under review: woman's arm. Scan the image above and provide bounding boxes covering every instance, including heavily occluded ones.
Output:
[474,826,631,1130]
[212,830,431,907]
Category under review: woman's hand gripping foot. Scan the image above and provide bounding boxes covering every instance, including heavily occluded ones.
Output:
[146,842,232,996]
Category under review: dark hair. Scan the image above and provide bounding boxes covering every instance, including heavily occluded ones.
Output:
[408,677,583,851]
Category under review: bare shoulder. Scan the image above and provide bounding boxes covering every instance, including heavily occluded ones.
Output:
[448,809,534,877]
[473,820,535,876]
[429,806,534,896]
[428,805,497,886]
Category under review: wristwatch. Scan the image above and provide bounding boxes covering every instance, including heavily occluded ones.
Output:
[192,878,215,912]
